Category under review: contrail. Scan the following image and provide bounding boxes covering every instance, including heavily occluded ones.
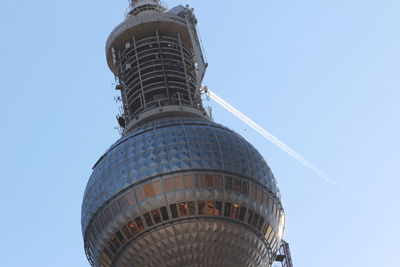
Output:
[208,89,356,200]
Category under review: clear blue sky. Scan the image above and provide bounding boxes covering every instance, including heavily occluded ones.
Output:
[1,0,399,266]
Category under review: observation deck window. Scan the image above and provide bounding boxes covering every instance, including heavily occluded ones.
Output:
[242,181,249,195]
[143,184,154,198]
[205,174,213,187]
[215,201,222,216]
[206,200,214,215]
[234,178,241,192]
[178,202,188,217]
[247,210,254,224]
[160,206,169,221]
[151,209,162,224]
[135,217,145,231]
[170,204,179,218]
[225,176,233,190]
[121,225,132,239]
[231,204,239,219]
[135,188,145,202]
[198,200,205,215]
[164,178,173,192]
[215,175,223,188]
[128,221,139,235]
[224,202,232,217]
[184,175,193,188]
[188,201,195,215]
[143,212,153,227]
[174,176,184,190]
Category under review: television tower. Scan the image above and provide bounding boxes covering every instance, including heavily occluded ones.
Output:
[81,1,288,266]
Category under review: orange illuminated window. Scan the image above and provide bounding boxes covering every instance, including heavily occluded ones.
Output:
[265,225,272,239]
[164,178,173,192]
[250,184,257,199]
[106,241,117,254]
[205,174,213,187]
[184,175,193,188]
[135,188,145,202]
[153,180,163,195]
[215,201,222,216]
[257,188,263,203]
[231,203,239,219]
[215,175,223,188]
[195,174,204,187]
[121,225,132,239]
[174,176,184,190]
[128,221,138,235]
[135,217,145,231]
[178,202,188,216]
[115,230,126,245]
[143,184,154,198]
[206,200,214,215]
[268,231,275,243]
[170,204,179,218]
[110,235,120,249]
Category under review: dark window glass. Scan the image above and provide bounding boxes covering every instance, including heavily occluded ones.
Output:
[224,202,232,217]
[178,202,188,217]
[238,207,246,221]
[233,178,241,192]
[143,184,154,198]
[135,217,145,231]
[215,175,223,188]
[115,230,126,245]
[247,210,254,224]
[106,241,117,254]
[95,220,102,233]
[251,213,260,228]
[231,204,239,219]
[111,201,120,215]
[170,204,179,218]
[121,225,132,239]
[143,212,154,227]
[160,206,169,221]
[205,174,213,187]
[215,201,222,216]
[151,209,162,224]
[225,176,233,190]
[198,200,205,215]
[110,235,121,249]
[257,216,265,231]
[188,201,195,215]
[242,181,249,195]
[104,207,113,222]
[206,200,214,215]
[195,174,204,187]
[128,221,139,235]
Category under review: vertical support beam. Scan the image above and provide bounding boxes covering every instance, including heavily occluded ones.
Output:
[132,35,146,112]
[116,50,131,121]
[178,33,193,105]
[155,29,170,102]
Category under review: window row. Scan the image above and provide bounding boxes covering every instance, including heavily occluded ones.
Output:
[98,199,279,267]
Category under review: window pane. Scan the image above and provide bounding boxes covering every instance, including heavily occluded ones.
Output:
[246,210,254,224]
[251,213,260,228]
[178,202,188,217]
[265,225,272,239]
[153,180,163,195]
[250,184,257,199]
[125,191,135,206]
[215,175,223,188]
[188,201,195,215]
[118,197,128,211]
[110,235,120,249]
[100,214,107,227]
[184,175,193,188]
[143,212,153,227]
[268,231,275,243]
[170,204,179,218]
[195,174,204,187]
[164,178,173,192]
[233,178,241,192]
[231,204,239,219]
[111,201,120,216]
[106,241,117,254]
[104,207,113,221]
[224,202,231,217]
[225,176,232,190]
[151,209,162,224]
[273,203,277,218]
[115,230,126,245]
[121,225,132,239]
[215,201,222,216]
[257,216,265,231]
[206,200,214,215]
[128,221,139,235]
[269,198,273,212]
[205,174,213,187]
[143,184,154,198]
[174,176,184,190]
[135,217,145,231]
[198,200,205,215]
[238,207,246,221]
[257,188,263,203]
[103,248,114,260]
[242,181,249,195]
[135,188,145,202]
[160,206,169,221]
[263,193,269,207]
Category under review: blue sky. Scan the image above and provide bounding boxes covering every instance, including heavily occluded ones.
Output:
[1,0,399,266]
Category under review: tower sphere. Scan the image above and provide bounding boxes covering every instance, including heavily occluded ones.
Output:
[82,2,286,267]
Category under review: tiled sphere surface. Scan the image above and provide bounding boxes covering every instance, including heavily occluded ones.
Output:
[82,117,281,234]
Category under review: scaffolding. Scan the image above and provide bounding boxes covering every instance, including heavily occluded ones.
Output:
[274,240,293,267]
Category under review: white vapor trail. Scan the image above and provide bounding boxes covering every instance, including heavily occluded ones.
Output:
[208,89,356,200]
